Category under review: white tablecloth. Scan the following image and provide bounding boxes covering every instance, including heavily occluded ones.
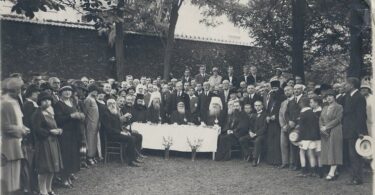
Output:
[132,123,220,152]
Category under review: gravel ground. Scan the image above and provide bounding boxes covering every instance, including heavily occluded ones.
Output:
[55,151,372,195]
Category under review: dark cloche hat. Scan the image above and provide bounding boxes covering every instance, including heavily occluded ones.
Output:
[37,91,53,106]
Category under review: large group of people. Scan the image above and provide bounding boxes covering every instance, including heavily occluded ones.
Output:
[0,64,372,194]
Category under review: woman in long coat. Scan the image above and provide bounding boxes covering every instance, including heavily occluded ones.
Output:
[54,85,85,187]
[319,89,343,181]
[33,92,63,195]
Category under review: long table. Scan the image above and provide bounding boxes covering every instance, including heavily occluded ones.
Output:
[131,123,220,159]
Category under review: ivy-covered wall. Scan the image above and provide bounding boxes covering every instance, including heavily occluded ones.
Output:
[1,20,255,81]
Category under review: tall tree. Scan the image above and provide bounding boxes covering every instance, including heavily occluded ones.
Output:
[163,0,183,80]
[347,0,369,78]
[291,0,306,81]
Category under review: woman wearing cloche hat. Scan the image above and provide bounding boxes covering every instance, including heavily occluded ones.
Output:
[33,92,63,195]
[319,89,343,181]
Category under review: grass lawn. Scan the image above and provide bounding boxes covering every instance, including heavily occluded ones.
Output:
[55,151,372,195]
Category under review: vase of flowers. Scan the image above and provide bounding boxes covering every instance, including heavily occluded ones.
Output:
[162,136,173,160]
[187,138,203,161]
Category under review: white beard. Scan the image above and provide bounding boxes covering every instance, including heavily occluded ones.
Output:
[177,108,185,114]
[108,106,118,115]
[209,108,221,116]
[153,103,160,110]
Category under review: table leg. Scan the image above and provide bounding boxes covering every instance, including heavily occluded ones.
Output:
[212,152,215,160]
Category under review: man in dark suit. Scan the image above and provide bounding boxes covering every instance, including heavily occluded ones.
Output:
[284,84,307,170]
[239,100,267,166]
[198,82,212,123]
[248,66,262,85]
[242,85,262,111]
[333,83,345,106]
[194,65,210,84]
[181,69,192,85]
[342,77,367,185]
[170,82,190,112]
[222,66,239,89]
[239,65,251,85]
[215,101,249,161]
[187,87,199,125]
[220,80,231,104]
[195,83,203,96]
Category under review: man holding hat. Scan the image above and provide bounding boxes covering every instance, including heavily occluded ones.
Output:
[1,77,30,194]
[342,77,368,185]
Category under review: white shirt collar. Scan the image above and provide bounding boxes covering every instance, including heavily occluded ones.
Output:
[313,107,322,112]
[296,94,303,102]
[350,89,358,97]
[26,98,38,107]
[301,107,311,113]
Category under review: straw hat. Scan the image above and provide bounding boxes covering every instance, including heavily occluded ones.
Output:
[355,135,374,160]
[289,130,300,146]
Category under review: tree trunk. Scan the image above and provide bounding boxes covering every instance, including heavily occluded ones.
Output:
[347,0,365,78]
[163,0,180,81]
[115,0,126,81]
[291,0,306,82]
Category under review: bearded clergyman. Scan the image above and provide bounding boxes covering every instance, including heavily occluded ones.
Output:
[170,101,192,125]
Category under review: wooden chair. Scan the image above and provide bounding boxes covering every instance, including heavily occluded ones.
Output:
[229,141,242,159]
[104,134,125,164]
[230,139,255,160]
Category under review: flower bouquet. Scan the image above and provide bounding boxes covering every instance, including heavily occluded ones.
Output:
[162,136,173,160]
[187,138,204,161]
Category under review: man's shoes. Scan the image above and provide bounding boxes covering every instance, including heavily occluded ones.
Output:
[289,165,298,171]
[128,162,140,167]
[87,158,95,166]
[70,174,78,181]
[81,162,89,168]
[252,161,258,167]
[278,164,288,169]
[138,154,147,159]
[48,191,57,195]
[134,159,144,164]
[346,179,363,185]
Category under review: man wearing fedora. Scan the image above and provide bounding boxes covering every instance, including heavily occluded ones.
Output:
[342,77,367,185]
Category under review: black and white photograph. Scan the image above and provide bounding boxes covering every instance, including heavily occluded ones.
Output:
[0,0,374,194]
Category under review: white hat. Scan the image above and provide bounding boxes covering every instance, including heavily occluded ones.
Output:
[360,83,372,91]
[148,91,162,108]
[209,97,223,110]
[355,136,374,159]
[289,130,300,146]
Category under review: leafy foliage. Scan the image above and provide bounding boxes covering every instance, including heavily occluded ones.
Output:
[10,0,66,18]
[192,0,372,82]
